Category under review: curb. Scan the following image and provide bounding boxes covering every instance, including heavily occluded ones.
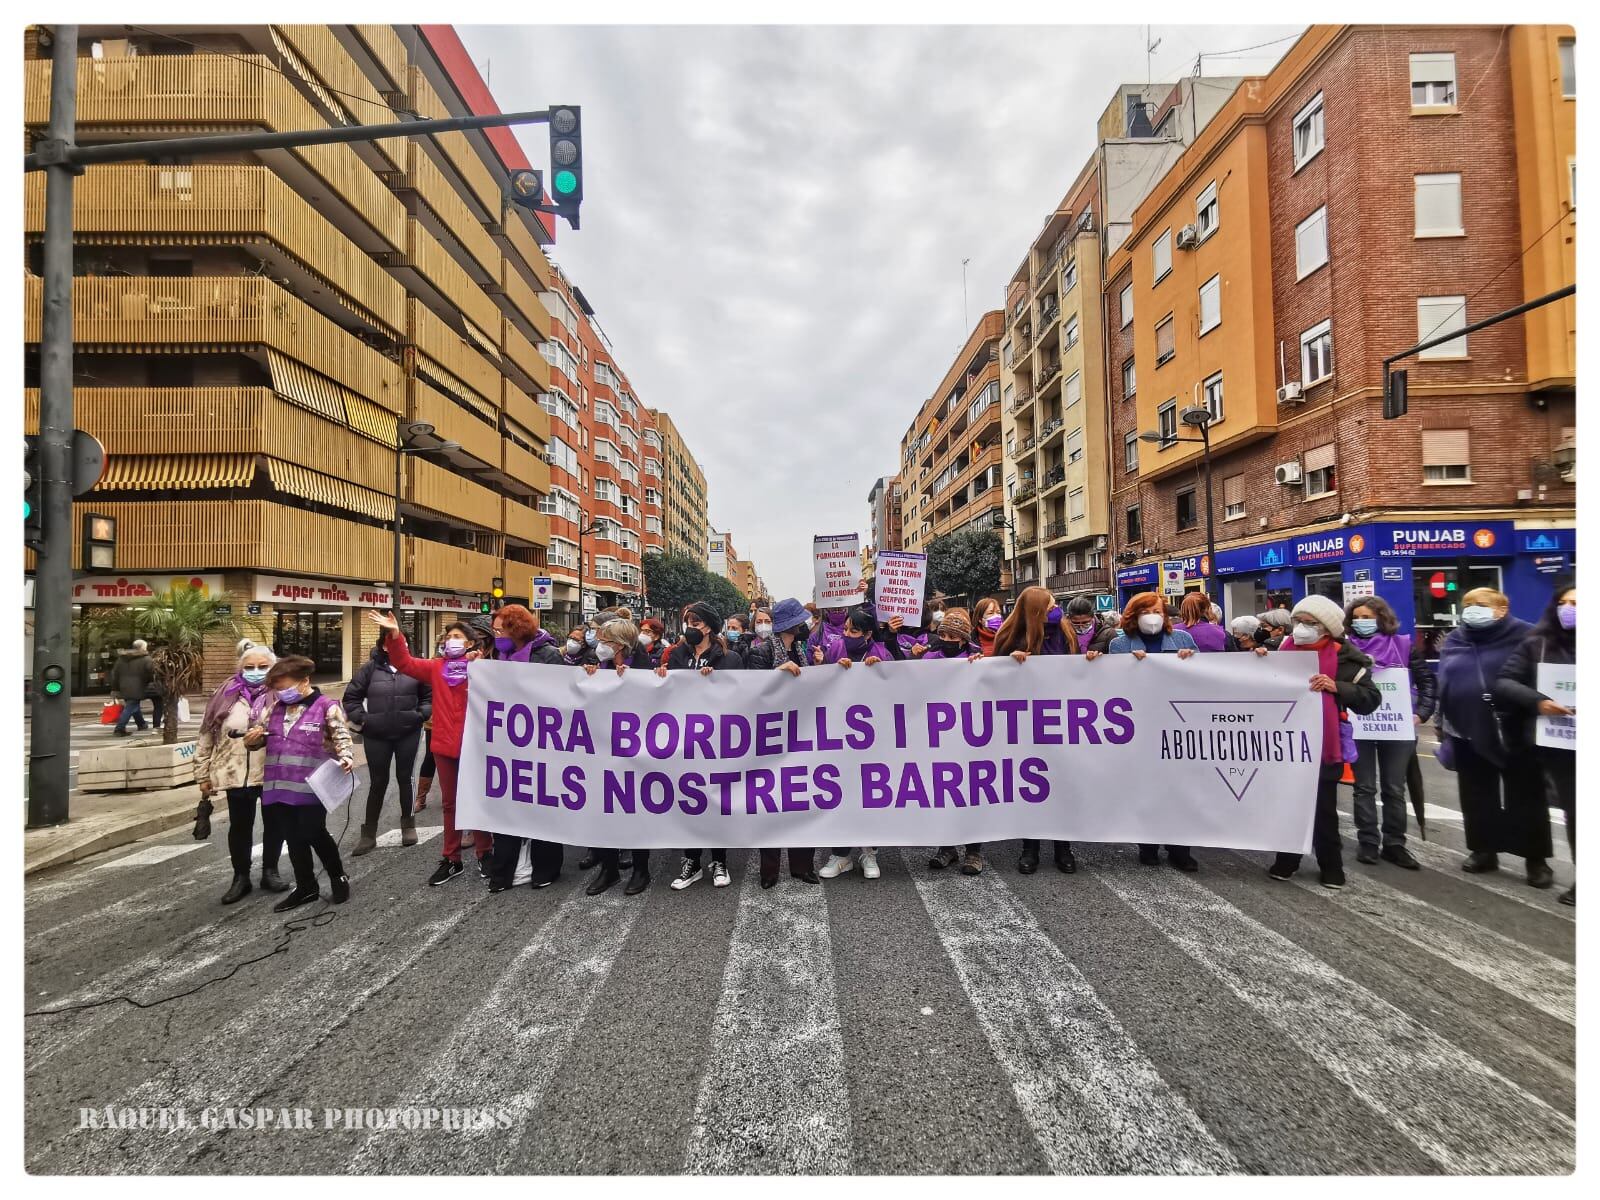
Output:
[25,789,200,876]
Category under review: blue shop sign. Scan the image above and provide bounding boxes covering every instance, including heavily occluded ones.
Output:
[1519,528,1576,554]
[1374,521,1514,558]
[1381,566,1405,582]
[1213,537,1293,576]
[1295,528,1364,565]
[1117,564,1157,587]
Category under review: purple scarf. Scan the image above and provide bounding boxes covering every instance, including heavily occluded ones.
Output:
[201,674,264,737]
[442,656,470,687]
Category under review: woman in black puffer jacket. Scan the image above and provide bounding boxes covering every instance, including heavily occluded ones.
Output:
[344,638,432,855]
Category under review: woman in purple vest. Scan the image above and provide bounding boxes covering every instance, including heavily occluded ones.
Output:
[1343,595,1436,869]
[1177,591,1230,653]
[243,654,355,912]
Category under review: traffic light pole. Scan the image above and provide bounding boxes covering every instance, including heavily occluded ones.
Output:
[28,25,80,827]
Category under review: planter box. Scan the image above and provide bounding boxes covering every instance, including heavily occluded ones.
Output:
[78,739,199,792]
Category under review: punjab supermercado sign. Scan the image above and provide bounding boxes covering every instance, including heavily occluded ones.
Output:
[456,654,1328,853]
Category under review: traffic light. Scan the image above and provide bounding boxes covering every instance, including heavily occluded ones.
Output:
[492,577,505,599]
[24,435,43,551]
[1383,368,1408,420]
[478,594,492,615]
[39,664,65,698]
[548,105,582,220]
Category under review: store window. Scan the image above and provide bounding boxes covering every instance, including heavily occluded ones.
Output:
[274,610,344,679]
[1302,571,1344,603]
[1413,562,1504,649]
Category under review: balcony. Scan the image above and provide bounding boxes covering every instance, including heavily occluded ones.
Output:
[1047,567,1111,593]
[406,67,503,219]
[413,379,500,469]
[410,300,500,410]
[499,254,554,347]
[1038,416,1065,445]
[502,319,548,396]
[503,498,549,547]
[24,275,403,412]
[1036,300,1060,335]
[1040,464,1068,493]
[407,457,504,533]
[1035,358,1063,394]
[1015,533,1040,551]
[274,24,407,172]
[390,219,502,343]
[1010,386,1035,415]
[1012,327,1034,359]
[1013,480,1038,505]
[501,440,547,500]
[406,535,503,593]
[1042,520,1070,543]
[499,210,554,294]
[400,141,502,283]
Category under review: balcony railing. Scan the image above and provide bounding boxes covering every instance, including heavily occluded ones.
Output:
[1041,464,1068,491]
[411,300,500,410]
[1047,567,1111,592]
[1013,327,1034,358]
[1043,520,1070,542]
[408,457,504,533]
[1035,359,1063,392]
[1015,534,1040,551]
[1038,417,1065,444]
[1010,387,1035,414]
[1013,481,1038,505]
[402,141,503,282]
[407,535,504,593]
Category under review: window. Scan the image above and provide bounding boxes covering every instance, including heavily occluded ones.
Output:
[1304,444,1337,497]
[1422,429,1472,482]
[1006,473,1017,498]
[1198,274,1221,334]
[1063,258,1078,293]
[1153,229,1173,282]
[1122,356,1136,398]
[1125,431,1140,474]
[1410,53,1457,108]
[1120,283,1134,327]
[1003,383,1014,409]
[1155,315,1176,365]
[1069,488,1086,521]
[1292,92,1325,169]
[1126,504,1143,543]
[1296,207,1328,279]
[1417,296,1468,359]
[1196,181,1218,239]
[1157,400,1178,447]
[1066,429,1084,465]
[1063,314,1079,349]
[1203,371,1224,423]
[1176,487,1198,531]
[1224,473,1246,520]
[1560,39,1576,98]
[1300,320,1333,385]
[1415,173,1464,236]
[1064,370,1082,410]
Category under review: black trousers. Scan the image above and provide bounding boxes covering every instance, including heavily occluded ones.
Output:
[226,786,284,875]
[363,729,421,824]
[601,847,649,871]
[686,848,728,866]
[1139,843,1193,859]
[488,837,565,887]
[1274,762,1345,873]
[760,847,814,880]
[1021,839,1070,857]
[1540,748,1575,860]
[270,802,345,891]
[1455,741,1552,860]
[418,731,435,782]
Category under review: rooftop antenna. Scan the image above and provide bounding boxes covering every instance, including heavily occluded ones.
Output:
[1146,26,1162,86]
[961,257,971,333]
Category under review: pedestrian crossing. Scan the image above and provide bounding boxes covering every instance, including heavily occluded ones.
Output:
[24,813,1575,1175]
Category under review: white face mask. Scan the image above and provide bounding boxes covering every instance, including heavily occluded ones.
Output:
[755,622,773,637]
[1461,605,1499,628]
[1291,623,1322,645]
[1137,613,1165,636]
[805,616,817,631]
[638,633,653,648]
[595,643,617,663]
[565,639,581,656]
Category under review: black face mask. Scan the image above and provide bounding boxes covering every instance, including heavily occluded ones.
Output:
[939,639,966,657]
[683,627,705,648]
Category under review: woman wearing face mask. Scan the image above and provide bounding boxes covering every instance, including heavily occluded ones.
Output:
[1493,583,1575,903]
[366,611,494,887]
[575,618,653,897]
[637,617,667,669]
[1435,588,1551,887]
[343,631,433,857]
[722,614,751,668]
[971,597,1004,657]
[1097,592,1200,871]
[193,641,289,903]
[817,605,892,882]
[1177,592,1230,653]
[240,655,354,911]
[1342,595,1436,870]
[1256,609,1294,649]
[740,598,824,888]
[658,600,739,890]
[563,624,597,667]
[1227,615,1262,652]
[1066,595,1115,654]
[1266,596,1383,889]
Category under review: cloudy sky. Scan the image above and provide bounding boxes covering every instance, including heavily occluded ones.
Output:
[463,23,1301,601]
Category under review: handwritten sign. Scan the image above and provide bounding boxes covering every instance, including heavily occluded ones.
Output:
[1536,662,1576,749]
[814,533,863,607]
[874,551,927,627]
[1349,667,1415,741]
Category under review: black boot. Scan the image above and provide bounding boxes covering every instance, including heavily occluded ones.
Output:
[625,865,651,895]
[1526,858,1555,889]
[193,798,213,840]
[330,873,351,904]
[586,864,621,896]
[1054,843,1077,874]
[259,864,291,893]
[1461,851,1500,874]
[577,851,599,871]
[221,873,252,904]
[1018,840,1040,875]
[273,885,320,913]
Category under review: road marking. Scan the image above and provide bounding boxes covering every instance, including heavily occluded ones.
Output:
[683,852,851,1175]
[1292,872,1575,1025]
[1419,802,1566,828]
[1097,861,1575,1173]
[351,888,644,1174]
[905,849,1239,1175]
[91,843,207,870]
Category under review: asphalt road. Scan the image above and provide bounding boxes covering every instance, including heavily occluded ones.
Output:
[24,746,1574,1175]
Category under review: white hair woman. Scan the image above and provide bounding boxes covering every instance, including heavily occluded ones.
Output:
[193,640,289,903]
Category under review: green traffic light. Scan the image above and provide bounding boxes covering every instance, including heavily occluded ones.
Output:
[24,500,31,520]
[43,680,62,695]
[554,170,578,195]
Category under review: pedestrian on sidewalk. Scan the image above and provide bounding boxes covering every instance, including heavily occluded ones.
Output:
[192,640,288,903]
[108,639,161,736]
[343,634,432,857]
[242,655,353,912]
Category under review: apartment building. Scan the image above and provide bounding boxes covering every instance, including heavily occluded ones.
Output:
[23,23,562,690]
[899,312,1005,558]
[1107,24,1576,638]
[650,408,710,562]
[867,475,904,556]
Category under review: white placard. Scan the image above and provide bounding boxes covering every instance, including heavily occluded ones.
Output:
[308,757,353,812]
[874,551,927,628]
[1349,667,1415,741]
[457,653,1325,853]
[1162,562,1186,597]
[814,533,863,607]
[1536,662,1576,749]
[532,577,553,611]
[1342,580,1376,605]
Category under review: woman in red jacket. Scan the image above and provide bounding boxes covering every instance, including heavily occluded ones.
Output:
[367,609,492,887]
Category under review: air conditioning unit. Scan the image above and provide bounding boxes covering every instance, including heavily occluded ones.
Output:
[542,452,557,464]
[1276,382,1305,405]
[1095,535,1108,551]
[1274,461,1304,486]
[1175,224,1200,250]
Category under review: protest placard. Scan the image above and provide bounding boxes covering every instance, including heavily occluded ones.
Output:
[874,551,927,627]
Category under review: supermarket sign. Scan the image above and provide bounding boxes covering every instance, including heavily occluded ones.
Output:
[71,574,223,604]
[1375,522,1509,558]
[253,574,478,612]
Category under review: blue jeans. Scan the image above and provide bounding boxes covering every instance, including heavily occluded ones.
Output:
[114,696,163,733]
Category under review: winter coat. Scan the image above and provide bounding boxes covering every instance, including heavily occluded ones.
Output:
[109,649,158,700]
[720,636,751,669]
[819,633,890,664]
[745,634,808,671]
[1493,625,1576,752]
[921,639,981,661]
[385,633,471,757]
[1436,617,1534,768]
[665,637,739,672]
[1346,631,1438,724]
[193,691,265,792]
[1106,628,1199,654]
[1179,621,1230,653]
[504,628,565,665]
[344,646,433,741]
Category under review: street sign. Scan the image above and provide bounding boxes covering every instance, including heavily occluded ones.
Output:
[1353,568,1371,583]
[1094,593,1116,613]
[246,603,262,616]
[532,576,553,611]
[1381,566,1404,582]
[1161,561,1187,598]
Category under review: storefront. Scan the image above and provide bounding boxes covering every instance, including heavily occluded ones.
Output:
[255,575,481,677]
[54,574,227,695]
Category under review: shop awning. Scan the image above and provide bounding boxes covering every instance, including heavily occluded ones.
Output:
[266,457,395,522]
[267,349,346,426]
[344,391,400,448]
[96,454,256,491]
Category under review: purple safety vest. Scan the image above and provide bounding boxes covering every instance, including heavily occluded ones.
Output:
[263,693,336,807]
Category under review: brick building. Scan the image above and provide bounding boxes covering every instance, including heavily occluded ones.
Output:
[1107,24,1575,637]
[649,408,709,563]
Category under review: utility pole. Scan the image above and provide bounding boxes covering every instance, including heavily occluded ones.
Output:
[27,26,80,828]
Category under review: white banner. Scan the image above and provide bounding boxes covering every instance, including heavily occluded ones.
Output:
[1349,667,1415,741]
[1536,662,1576,749]
[874,550,927,628]
[814,533,862,607]
[456,654,1326,853]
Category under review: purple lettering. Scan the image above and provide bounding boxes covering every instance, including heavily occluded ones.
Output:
[861,763,892,808]
[931,762,965,808]
[1065,699,1101,745]
[755,711,783,756]
[785,710,815,754]
[1102,697,1135,745]
[640,772,674,815]
[646,714,679,760]
[845,704,874,750]
[683,713,715,761]
[969,760,999,805]
[780,766,809,812]
[679,772,708,816]
[1018,758,1050,803]
[747,769,778,814]
[612,711,640,757]
[512,758,535,806]
[996,699,1028,743]
[603,771,635,814]
[961,703,994,747]
[561,765,586,809]
[485,755,507,798]
[812,763,842,809]
[927,702,957,748]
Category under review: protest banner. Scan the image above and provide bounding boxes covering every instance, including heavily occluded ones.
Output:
[457,654,1326,854]
[874,551,927,628]
[814,533,863,607]
[1349,667,1415,741]
[1536,662,1576,750]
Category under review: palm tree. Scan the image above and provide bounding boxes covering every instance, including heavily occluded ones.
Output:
[123,586,261,744]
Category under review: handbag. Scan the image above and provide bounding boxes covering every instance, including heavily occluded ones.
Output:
[100,701,121,725]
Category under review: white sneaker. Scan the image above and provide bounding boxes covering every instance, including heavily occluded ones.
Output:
[670,857,704,890]
[710,860,731,888]
[818,853,854,879]
[860,850,880,879]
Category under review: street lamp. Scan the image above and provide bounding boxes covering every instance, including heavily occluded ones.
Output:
[576,509,603,619]
[1139,404,1220,618]
[990,507,1021,602]
[393,421,461,608]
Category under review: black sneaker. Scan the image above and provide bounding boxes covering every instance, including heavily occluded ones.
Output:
[1380,846,1421,871]
[1320,866,1347,890]
[487,879,511,894]
[1137,846,1161,867]
[428,858,465,887]
[1168,851,1199,873]
[670,858,704,891]
[1356,847,1380,865]
[1526,859,1555,890]
[1461,851,1499,874]
[1268,855,1297,882]
[477,857,490,881]
[1558,885,1575,907]
[625,867,652,896]
[330,874,351,904]
[586,865,622,896]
